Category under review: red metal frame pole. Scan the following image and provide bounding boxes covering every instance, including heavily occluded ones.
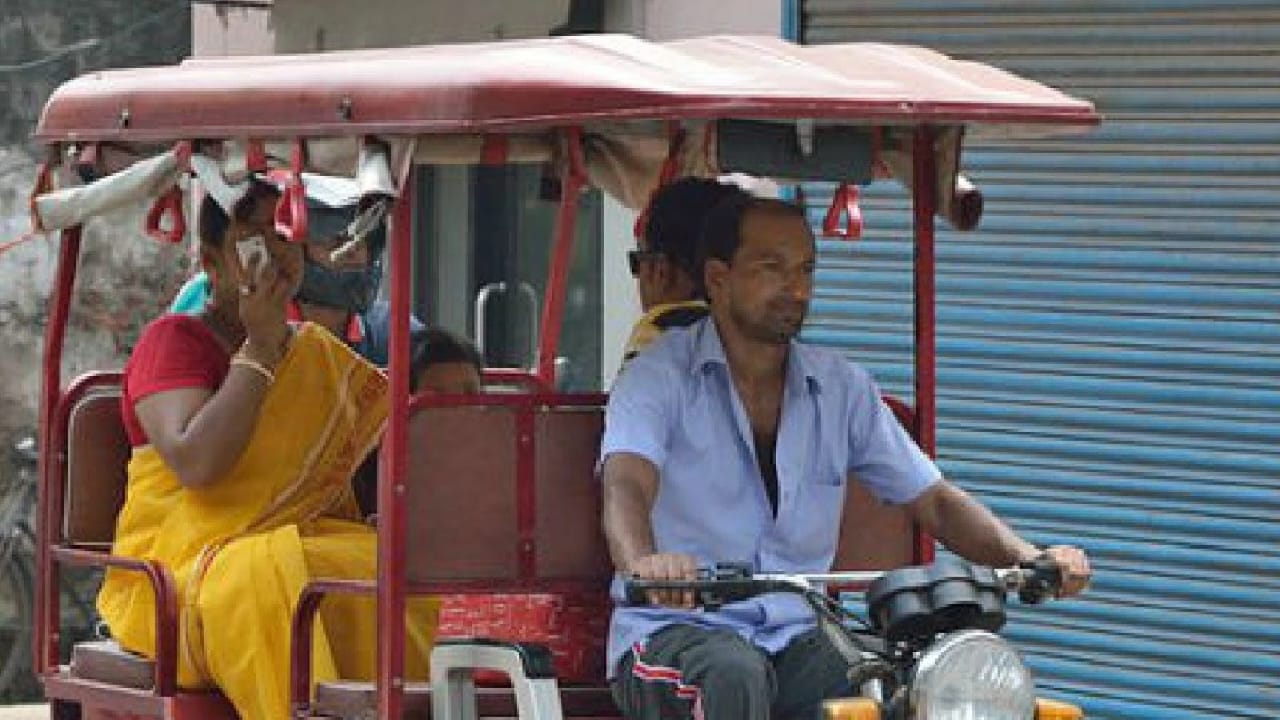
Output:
[378,173,415,719]
[912,126,939,565]
[535,127,587,387]
[35,226,81,675]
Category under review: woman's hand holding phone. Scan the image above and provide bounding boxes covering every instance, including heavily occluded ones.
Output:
[235,235,291,366]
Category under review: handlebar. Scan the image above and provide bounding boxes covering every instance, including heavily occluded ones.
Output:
[623,556,1064,609]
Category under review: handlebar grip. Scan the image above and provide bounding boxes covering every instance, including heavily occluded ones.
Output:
[1018,554,1063,604]
[623,579,655,607]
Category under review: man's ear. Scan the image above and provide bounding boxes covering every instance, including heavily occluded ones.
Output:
[703,258,729,301]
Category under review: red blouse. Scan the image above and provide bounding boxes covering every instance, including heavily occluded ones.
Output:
[121,315,230,446]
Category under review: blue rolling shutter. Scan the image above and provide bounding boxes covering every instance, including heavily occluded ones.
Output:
[800,2,1280,718]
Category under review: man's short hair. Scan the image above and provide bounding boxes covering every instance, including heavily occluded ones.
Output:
[409,327,483,391]
[644,178,750,278]
[696,196,808,294]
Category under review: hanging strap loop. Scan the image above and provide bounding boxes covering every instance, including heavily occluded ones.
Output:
[142,141,194,244]
[246,139,268,173]
[273,139,308,242]
[144,186,187,244]
[28,161,54,232]
[822,182,863,239]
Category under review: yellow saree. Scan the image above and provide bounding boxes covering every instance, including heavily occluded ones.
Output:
[98,322,437,719]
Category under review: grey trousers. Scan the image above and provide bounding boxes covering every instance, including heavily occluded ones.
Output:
[610,624,853,720]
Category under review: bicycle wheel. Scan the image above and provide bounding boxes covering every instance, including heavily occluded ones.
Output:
[0,552,36,701]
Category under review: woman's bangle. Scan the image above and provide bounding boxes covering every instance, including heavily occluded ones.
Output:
[230,355,275,385]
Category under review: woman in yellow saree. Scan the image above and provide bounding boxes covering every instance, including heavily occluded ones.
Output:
[97,181,436,719]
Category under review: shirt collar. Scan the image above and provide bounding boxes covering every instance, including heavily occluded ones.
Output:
[641,299,708,325]
[692,315,823,393]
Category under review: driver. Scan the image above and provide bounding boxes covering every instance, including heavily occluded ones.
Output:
[599,195,1092,720]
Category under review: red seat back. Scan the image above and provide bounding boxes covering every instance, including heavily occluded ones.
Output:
[406,398,611,683]
[60,377,129,549]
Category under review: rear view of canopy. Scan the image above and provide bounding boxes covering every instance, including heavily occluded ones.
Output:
[35,34,1097,143]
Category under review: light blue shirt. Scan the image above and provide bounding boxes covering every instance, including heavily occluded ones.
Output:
[599,317,940,676]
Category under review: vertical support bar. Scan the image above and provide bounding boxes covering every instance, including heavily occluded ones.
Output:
[35,226,82,674]
[535,127,586,388]
[378,174,415,720]
[515,408,537,579]
[911,127,938,565]
[781,0,801,42]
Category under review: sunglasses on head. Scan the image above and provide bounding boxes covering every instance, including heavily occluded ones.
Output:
[627,250,665,276]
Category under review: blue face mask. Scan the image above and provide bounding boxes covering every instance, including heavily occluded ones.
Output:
[293,205,386,314]
[295,254,382,314]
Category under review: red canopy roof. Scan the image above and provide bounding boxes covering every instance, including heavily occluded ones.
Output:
[35,34,1097,143]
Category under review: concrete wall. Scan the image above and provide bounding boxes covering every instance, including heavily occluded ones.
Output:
[616,0,782,40]
[0,2,191,454]
[192,3,274,57]
[272,0,569,52]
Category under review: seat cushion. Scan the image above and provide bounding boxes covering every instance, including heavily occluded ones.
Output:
[70,639,154,690]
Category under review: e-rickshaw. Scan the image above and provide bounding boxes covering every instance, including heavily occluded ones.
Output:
[25,34,1098,720]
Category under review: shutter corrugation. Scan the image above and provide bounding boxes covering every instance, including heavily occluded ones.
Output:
[800,2,1280,718]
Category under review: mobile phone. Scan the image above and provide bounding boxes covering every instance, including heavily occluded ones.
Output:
[236,235,268,280]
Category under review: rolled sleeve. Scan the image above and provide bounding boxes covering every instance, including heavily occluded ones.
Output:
[846,369,941,504]
[598,356,676,474]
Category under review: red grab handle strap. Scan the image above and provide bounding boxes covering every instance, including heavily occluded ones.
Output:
[145,186,187,244]
[246,139,267,173]
[274,179,308,242]
[273,140,308,242]
[28,162,53,232]
[822,182,863,239]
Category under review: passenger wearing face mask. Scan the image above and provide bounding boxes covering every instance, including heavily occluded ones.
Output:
[170,174,424,366]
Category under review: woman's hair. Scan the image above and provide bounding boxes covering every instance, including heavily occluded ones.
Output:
[197,180,281,249]
[409,327,484,392]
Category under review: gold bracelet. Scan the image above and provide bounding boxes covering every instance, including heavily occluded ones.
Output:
[230,356,275,385]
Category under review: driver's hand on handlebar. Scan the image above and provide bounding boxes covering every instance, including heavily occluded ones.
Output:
[1042,545,1092,598]
[627,553,699,609]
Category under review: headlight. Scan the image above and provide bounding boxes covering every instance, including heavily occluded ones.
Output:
[910,630,1035,720]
